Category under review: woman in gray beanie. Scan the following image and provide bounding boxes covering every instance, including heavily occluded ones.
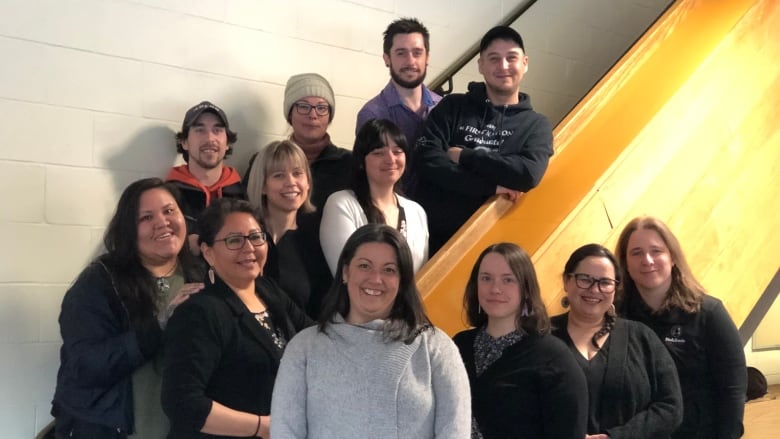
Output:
[283,73,352,212]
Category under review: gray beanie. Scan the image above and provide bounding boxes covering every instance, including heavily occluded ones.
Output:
[283,73,335,123]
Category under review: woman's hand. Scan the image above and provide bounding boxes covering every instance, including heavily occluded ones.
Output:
[160,282,205,327]
[585,434,609,439]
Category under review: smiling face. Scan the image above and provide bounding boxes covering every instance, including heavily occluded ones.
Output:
[477,252,522,325]
[564,256,617,321]
[263,158,310,214]
[364,138,405,189]
[478,38,528,102]
[384,32,428,89]
[182,112,228,171]
[202,212,267,287]
[342,242,400,324]
[136,188,186,268]
[289,96,330,146]
[625,228,674,296]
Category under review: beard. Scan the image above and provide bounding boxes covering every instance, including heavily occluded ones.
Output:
[390,65,427,89]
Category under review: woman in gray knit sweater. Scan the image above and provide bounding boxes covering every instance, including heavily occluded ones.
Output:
[270,224,470,438]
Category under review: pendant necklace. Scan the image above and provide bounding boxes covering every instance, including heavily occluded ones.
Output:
[156,261,178,293]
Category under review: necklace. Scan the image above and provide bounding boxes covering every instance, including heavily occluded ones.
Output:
[155,261,178,293]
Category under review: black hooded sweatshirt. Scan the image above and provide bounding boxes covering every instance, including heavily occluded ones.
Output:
[409,82,553,253]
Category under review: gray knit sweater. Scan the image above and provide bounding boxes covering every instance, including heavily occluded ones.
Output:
[270,316,471,438]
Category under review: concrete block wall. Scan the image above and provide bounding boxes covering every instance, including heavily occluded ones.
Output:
[0,0,670,436]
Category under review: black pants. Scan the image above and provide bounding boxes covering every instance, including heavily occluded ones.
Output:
[55,416,127,439]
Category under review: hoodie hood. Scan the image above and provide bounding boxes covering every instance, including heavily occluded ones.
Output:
[165,165,242,207]
[465,81,533,112]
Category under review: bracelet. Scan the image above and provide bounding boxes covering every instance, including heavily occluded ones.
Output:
[254,415,262,437]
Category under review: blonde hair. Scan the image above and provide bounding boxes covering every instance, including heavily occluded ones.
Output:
[245,140,315,219]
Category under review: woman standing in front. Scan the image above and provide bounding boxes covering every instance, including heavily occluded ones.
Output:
[271,224,470,438]
[454,243,588,439]
[320,118,428,274]
[52,178,203,438]
[616,216,746,439]
[162,199,311,438]
[551,243,682,439]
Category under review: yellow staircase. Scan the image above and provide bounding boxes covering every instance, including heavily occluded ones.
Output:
[420,0,780,336]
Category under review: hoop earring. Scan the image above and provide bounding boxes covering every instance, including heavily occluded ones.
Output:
[561,296,570,308]
[208,267,215,284]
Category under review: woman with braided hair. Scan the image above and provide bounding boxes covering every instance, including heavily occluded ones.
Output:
[551,243,682,439]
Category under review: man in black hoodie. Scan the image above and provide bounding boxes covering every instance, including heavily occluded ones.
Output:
[410,26,553,254]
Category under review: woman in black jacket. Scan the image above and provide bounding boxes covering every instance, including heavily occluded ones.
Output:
[551,243,682,438]
[161,198,311,438]
[52,178,203,438]
[453,243,588,439]
[616,217,746,439]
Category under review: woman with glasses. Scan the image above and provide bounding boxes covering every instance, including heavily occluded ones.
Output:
[320,119,429,274]
[271,224,470,438]
[162,198,311,438]
[551,243,682,439]
[454,243,588,439]
[52,178,204,439]
[616,217,746,439]
[283,72,352,212]
[245,140,332,317]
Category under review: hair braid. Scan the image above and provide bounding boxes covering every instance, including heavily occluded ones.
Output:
[591,307,616,350]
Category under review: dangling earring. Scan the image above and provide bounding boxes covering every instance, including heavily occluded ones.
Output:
[561,296,570,308]
[478,304,482,314]
[520,299,530,317]
[208,267,215,284]
[608,303,616,317]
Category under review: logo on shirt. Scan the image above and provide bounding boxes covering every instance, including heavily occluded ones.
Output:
[458,123,514,150]
[664,325,686,344]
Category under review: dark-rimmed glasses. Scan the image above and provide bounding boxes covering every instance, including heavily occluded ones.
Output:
[567,273,619,294]
[294,102,330,116]
[214,232,267,250]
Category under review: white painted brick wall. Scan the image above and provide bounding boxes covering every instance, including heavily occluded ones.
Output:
[0,0,670,436]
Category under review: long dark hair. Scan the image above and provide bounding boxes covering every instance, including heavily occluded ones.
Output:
[615,216,704,313]
[101,178,199,329]
[317,223,431,343]
[563,243,620,349]
[463,243,550,336]
[351,119,410,224]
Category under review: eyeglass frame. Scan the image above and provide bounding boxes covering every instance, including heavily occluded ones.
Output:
[214,231,267,250]
[566,273,619,294]
[293,101,330,117]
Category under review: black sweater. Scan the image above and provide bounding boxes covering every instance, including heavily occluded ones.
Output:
[551,314,683,438]
[622,295,747,439]
[453,328,587,439]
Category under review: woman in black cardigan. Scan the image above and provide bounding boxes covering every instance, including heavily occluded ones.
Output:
[453,243,588,439]
[551,243,682,439]
[162,199,311,438]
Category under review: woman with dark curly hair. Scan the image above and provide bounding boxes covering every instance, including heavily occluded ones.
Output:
[552,243,682,439]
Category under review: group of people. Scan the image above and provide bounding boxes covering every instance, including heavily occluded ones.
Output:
[48,16,747,439]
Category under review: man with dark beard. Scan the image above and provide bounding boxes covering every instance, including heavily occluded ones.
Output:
[166,101,246,253]
[356,18,441,182]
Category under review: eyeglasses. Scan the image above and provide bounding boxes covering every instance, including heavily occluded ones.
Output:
[294,102,330,116]
[214,232,267,250]
[567,273,619,294]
